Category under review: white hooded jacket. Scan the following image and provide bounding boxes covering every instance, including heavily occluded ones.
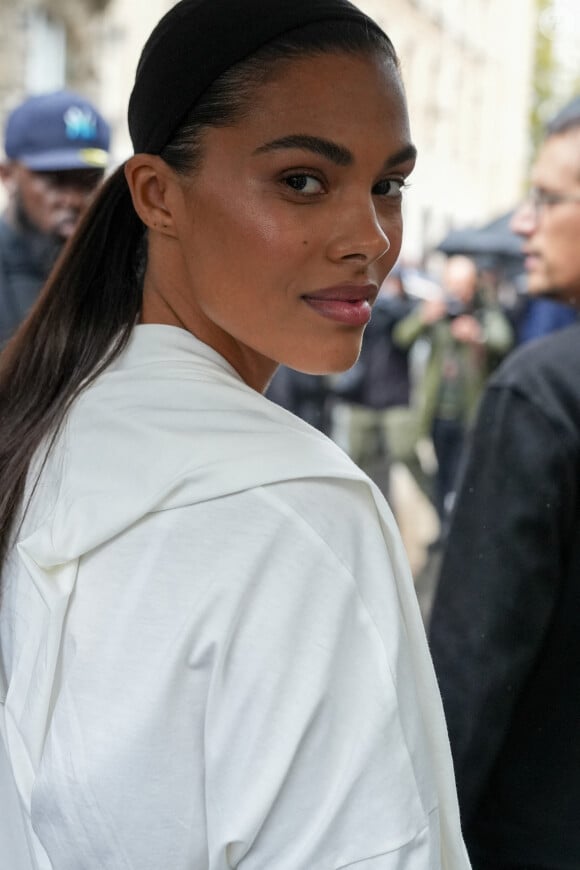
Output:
[0,325,469,869]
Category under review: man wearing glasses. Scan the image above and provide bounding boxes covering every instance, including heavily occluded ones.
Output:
[429,96,580,870]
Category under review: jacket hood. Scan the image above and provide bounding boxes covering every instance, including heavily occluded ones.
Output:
[22,325,364,570]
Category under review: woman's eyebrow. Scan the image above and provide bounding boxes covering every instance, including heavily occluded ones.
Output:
[253,134,417,171]
[253,134,353,165]
[381,143,417,170]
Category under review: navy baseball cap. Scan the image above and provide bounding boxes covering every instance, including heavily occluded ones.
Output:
[4,90,110,170]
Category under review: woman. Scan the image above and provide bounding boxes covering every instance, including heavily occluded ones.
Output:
[0,1,469,867]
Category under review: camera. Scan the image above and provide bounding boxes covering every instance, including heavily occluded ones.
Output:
[445,298,469,319]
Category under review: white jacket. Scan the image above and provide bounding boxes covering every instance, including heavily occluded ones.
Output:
[0,325,470,869]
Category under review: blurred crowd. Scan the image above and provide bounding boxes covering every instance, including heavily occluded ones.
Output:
[267,250,577,559]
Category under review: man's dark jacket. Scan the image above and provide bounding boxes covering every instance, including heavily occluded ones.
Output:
[0,217,58,344]
[429,322,580,870]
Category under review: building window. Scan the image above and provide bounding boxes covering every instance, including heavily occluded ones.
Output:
[25,9,66,94]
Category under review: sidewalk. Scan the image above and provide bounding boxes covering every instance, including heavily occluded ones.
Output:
[389,462,441,625]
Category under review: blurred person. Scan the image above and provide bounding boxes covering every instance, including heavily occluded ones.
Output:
[514,294,577,344]
[428,95,580,870]
[266,367,335,433]
[0,1,471,868]
[332,266,426,501]
[0,90,110,344]
[392,255,512,534]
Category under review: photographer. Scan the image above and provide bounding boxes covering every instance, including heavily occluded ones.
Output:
[393,255,513,536]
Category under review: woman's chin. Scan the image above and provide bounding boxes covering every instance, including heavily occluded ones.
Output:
[294,329,366,375]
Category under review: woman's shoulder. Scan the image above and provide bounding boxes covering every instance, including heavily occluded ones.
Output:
[257,476,386,561]
[247,476,408,612]
[133,474,389,581]
[83,475,401,629]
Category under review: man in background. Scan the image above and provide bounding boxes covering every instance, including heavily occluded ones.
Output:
[429,95,580,870]
[0,90,110,344]
[392,254,513,532]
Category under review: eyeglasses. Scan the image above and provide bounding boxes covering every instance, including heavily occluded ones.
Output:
[525,186,580,217]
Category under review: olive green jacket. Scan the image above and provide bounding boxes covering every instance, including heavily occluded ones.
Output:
[392,302,513,438]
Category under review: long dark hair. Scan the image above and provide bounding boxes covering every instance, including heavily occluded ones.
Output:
[0,21,398,570]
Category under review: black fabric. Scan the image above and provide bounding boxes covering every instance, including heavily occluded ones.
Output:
[470,863,555,870]
[431,417,465,520]
[428,322,580,869]
[333,295,415,409]
[0,217,60,345]
[266,368,334,434]
[128,0,387,154]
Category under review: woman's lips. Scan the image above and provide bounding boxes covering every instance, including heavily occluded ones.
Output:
[302,284,375,326]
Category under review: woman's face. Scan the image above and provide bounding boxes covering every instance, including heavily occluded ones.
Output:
[144,50,415,391]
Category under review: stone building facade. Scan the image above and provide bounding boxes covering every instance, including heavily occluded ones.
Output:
[0,0,110,114]
[359,0,537,257]
[0,0,537,261]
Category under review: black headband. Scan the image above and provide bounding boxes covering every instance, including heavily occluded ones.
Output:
[128,0,387,155]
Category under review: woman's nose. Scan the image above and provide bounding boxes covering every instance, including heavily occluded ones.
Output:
[326,197,392,265]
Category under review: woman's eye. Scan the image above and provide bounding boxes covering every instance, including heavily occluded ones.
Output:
[283,174,324,195]
[373,178,406,198]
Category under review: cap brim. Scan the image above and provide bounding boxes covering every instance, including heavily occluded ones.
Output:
[18,148,108,170]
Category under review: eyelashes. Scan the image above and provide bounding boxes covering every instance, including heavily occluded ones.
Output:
[283,174,325,195]
[372,178,408,197]
[281,172,410,199]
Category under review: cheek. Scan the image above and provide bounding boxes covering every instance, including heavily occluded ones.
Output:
[200,195,303,267]
[379,215,403,272]
[21,184,40,212]
[541,221,580,290]
[547,222,580,266]
[381,207,403,239]
[390,219,404,255]
[22,187,53,227]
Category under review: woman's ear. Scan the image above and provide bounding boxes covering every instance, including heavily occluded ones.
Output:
[124,154,178,237]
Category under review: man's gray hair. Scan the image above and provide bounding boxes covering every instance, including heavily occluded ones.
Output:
[547,95,580,136]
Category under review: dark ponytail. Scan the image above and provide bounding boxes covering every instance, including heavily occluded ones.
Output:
[0,166,144,564]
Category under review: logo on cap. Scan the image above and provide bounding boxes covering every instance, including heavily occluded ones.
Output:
[64,106,98,141]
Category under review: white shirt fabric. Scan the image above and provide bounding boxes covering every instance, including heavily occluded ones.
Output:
[0,325,470,869]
